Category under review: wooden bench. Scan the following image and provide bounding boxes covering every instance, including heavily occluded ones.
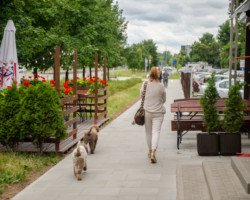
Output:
[171,98,250,149]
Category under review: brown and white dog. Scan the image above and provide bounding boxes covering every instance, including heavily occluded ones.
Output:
[72,141,87,180]
[83,125,99,154]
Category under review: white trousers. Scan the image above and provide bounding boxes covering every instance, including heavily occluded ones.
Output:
[145,111,164,150]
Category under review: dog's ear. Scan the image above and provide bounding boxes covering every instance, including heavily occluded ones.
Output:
[84,130,89,135]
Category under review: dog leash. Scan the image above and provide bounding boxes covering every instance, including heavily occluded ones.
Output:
[236,153,250,157]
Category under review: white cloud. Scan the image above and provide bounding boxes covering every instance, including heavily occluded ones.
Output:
[117,0,229,54]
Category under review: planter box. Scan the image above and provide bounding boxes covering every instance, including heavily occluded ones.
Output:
[220,133,241,155]
[197,133,219,156]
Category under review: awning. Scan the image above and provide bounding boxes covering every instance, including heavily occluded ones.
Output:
[231,0,250,18]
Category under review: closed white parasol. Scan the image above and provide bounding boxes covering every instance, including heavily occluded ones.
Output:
[0,20,20,89]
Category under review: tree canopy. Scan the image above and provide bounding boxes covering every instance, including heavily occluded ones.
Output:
[0,0,127,71]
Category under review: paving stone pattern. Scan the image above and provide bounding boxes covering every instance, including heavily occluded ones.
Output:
[12,80,250,200]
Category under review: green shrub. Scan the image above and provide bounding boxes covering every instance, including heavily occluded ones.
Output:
[223,81,246,133]
[0,85,23,148]
[18,83,67,152]
[200,73,220,134]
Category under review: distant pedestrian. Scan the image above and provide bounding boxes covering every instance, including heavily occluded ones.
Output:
[163,69,169,88]
[140,67,166,163]
[158,67,163,83]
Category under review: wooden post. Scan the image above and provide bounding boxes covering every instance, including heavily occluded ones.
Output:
[73,50,77,139]
[229,0,238,88]
[54,46,60,94]
[104,54,107,118]
[94,53,98,125]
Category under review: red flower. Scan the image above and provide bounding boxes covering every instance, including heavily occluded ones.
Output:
[42,79,46,82]
[28,76,32,78]
[38,75,41,78]
[93,76,95,78]
[77,77,80,79]
[7,86,12,89]
[50,80,56,84]
[63,82,69,88]
[83,77,86,80]
[34,73,37,76]
[97,77,99,79]
[42,77,45,80]
[0,83,3,86]
[71,88,74,91]
[71,80,73,82]
[28,84,31,87]
[19,83,21,85]
[64,88,71,95]
[22,76,25,78]
[34,78,36,80]
[106,84,109,86]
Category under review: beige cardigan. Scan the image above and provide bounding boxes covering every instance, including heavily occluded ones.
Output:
[140,80,166,114]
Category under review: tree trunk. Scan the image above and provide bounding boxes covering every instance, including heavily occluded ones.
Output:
[107,67,110,80]
[82,66,85,78]
[89,66,92,78]
[65,68,69,81]
[34,67,38,78]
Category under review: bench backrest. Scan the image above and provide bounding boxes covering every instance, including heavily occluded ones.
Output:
[171,98,250,113]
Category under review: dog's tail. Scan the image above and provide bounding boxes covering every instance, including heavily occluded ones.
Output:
[76,141,81,157]
[87,127,93,136]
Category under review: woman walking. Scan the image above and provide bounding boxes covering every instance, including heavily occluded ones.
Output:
[140,67,166,163]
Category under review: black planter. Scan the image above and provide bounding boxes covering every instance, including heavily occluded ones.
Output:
[197,133,219,156]
[220,133,241,155]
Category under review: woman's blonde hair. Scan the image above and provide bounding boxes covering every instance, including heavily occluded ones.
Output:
[149,67,160,82]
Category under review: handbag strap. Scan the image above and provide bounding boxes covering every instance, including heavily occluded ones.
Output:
[140,81,148,107]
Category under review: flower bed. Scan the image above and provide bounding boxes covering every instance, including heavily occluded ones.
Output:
[68,76,108,94]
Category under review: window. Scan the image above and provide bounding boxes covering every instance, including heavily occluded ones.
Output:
[219,82,226,88]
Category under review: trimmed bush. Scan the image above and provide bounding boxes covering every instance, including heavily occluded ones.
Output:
[18,83,67,152]
[223,81,246,133]
[0,85,23,148]
[200,73,220,134]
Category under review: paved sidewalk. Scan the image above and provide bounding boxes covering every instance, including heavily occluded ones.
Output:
[12,79,232,200]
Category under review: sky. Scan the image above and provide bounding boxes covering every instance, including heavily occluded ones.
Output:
[117,0,230,54]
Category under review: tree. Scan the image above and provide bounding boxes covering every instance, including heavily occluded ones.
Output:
[190,33,220,66]
[0,0,128,74]
[217,20,230,49]
[158,51,172,66]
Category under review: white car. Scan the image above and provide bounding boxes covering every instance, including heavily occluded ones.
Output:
[215,79,244,98]
[198,75,229,96]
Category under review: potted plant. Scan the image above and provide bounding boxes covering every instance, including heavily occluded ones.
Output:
[221,81,246,155]
[198,73,220,156]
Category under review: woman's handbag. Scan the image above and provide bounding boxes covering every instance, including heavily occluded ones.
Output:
[133,81,148,126]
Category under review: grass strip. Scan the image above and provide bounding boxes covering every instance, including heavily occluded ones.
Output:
[107,82,142,121]
[0,152,61,195]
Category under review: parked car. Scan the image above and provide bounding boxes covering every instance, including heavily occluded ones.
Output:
[197,74,229,96]
[193,72,211,92]
[19,66,26,73]
[215,79,244,98]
